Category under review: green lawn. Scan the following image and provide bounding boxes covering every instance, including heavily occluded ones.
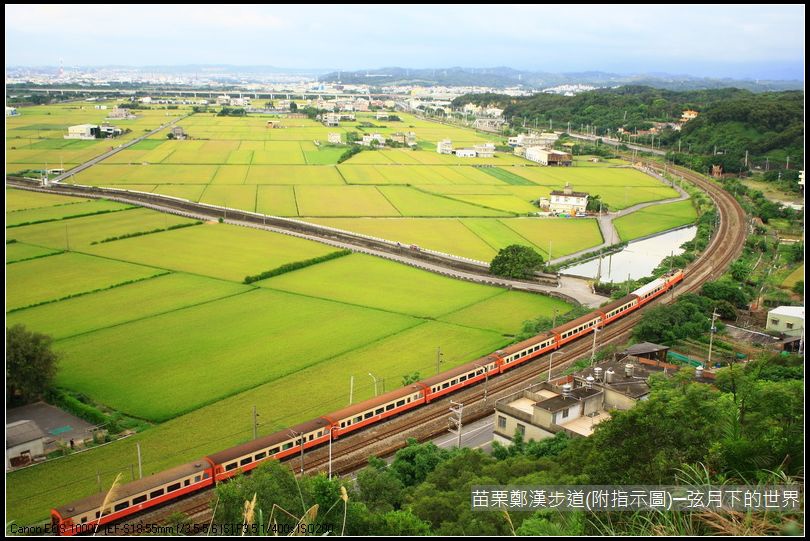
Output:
[614,200,698,241]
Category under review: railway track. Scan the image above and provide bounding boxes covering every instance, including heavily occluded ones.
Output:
[17,156,746,533]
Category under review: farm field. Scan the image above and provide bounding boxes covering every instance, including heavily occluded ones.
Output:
[781,264,803,289]
[6,252,166,311]
[304,217,603,261]
[613,199,698,241]
[5,241,62,263]
[6,188,578,525]
[5,188,89,211]
[83,223,338,281]
[6,199,133,226]
[259,253,502,318]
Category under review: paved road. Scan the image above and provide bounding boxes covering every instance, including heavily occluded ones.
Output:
[550,166,691,266]
[52,114,190,184]
[431,416,494,452]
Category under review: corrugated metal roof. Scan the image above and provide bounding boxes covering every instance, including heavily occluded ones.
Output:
[598,294,637,314]
[6,420,45,448]
[321,384,425,423]
[553,312,602,334]
[207,418,330,465]
[419,359,493,387]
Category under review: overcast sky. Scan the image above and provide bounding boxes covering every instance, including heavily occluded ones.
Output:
[5,4,805,79]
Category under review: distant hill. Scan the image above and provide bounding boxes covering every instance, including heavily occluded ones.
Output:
[319,66,803,92]
[452,86,804,173]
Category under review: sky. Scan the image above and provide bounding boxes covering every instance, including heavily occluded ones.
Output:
[5,4,805,79]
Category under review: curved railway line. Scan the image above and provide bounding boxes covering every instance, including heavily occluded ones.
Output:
[8,157,747,533]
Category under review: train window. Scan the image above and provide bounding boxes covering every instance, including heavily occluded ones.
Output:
[271,447,280,455]
[283,442,293,450]
[240,457,251,466]
[308,434,314,441]
[442,382,449,389]
[168,483,181,492]
[340,421,346,428]
[364,411,373,419]
[385,403,395,411]
[184,479,190,487]
[226,462,238,471]
[81,517,88,524]
[354,416,362,423]
[396,399,405,407]
[375,407,384,415]
[451,379,457,385]
[406,397,411,403]
[114,501,129,512]
[195,475,202,482]
[459,374,467,382]
[96,512,101,519]
[255,452,266,461]
[133,495,147,505]
[150,489,165,499]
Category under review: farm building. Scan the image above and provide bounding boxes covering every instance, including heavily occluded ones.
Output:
[455,148,477,158]
[360,133,386,147]
[65,124,98,140]
[6,106,19,116]
[525,148,572,166]
[107,108,136,119]
[6,420,46,470]
[322,113,340,127]
[437,139,453,154]
[171,126,186,140]
[549,183,588,214]
[766,306,804,337]
[474,142,496,158]
[389,132,417,147]
[327,132,343,144]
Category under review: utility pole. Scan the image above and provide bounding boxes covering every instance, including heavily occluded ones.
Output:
[328,426,334,480]
[547,351,555,382]
[348,375,354,405]
[590,327,600,365]
[448,401,464,448]
[707,311,720,368]
[252,406,259,440]
[65,224,70,251]
[436,347,443,374]
[136,443,143,479]
[368,373,379,397]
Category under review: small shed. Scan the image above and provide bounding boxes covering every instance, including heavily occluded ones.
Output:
[619,342,670,363]
[6,420,46,469]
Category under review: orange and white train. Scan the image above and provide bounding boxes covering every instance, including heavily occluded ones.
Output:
[51,270,684,535]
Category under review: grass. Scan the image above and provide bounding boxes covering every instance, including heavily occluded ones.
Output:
[6,252,166,311]
[244,165,345,185]
[7,273,249,341]
[480,167,537,186]
[84,223,339,282]
[446,194,539,214]
[613,200,698,241]
[781,265,803,288]
[499,218,604,259]
[54,288,419,421]
[256,185,298,216]
[259,253,503,318]
[439,290,572,334]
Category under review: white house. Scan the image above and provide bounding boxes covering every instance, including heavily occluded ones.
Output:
[455,148,477,158]
[361,133,386,147]
[6,106,19,116]
[327,132,343,144]
[549,183,589,214]
[767,306,804,337]
[322,112,340,127]
[437,139,453,154]
[474,142,496,158]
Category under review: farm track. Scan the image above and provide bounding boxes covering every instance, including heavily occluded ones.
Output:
[73,158,748,532]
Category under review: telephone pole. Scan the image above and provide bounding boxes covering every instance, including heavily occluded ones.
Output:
[253,406,259,440]
[436,347,443,374]
[448,401,464,448]
[707,312,720,368]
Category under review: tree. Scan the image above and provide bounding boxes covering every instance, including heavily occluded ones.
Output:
[791,280,803,295]
[401,372,421,386]
[490,244,545,279]
[6,324,59,405]
[289,101,298,113]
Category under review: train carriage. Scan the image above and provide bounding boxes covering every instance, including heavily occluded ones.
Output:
[552,311,603,346]
[207,418,330,481]
[322,384,427,438]
[596,294,639,324]
[499,332,557,371]
[419,355,499,402]
[51,460,214,536]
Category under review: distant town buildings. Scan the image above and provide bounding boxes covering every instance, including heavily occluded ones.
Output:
[65,124,122,140]
[549,182,588,214]
[436,140,494,157]
[322,112,340,127]
[766,306,804,337]
[473,142,496,158]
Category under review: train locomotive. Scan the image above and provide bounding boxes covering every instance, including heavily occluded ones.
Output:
[51,270,684,535]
